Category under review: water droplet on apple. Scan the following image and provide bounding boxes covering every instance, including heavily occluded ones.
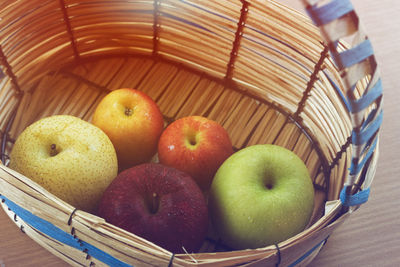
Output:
[168,145,175,151]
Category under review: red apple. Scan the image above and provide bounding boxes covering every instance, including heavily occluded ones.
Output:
[92,88,164,170]
[157,116,234,191]
[97,163,208,254]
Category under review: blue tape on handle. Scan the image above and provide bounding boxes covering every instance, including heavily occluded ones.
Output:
[340,186,370,206]
[0,196,132,267]
[349,136,378,175]
[349,79,382,113]
[352,110,383,145]
[335,39,374,69]
[306,0,354,26]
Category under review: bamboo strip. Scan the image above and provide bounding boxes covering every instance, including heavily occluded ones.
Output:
[274,122,303,149]
[308,90,344,156]
[258,111,289,145]
[158,36,230,79]
[70,57,126,88]
[13,43,75,89]
[158,50,227,81]
[9,73,76,138]
[157,69,201,118]
[61,84,95,117]
[306,149,324,184]
[314,76,351,138]
[78,45,153,59]
[336,150,352,197]
[160,0,241,40]
[207,88,243,126]
[106,57,155,90]
[1,14,66,54]
[231,104,271,148]
[3,29,69,80]
[8,89,32,139]
[137,61,179,100]
[0,79,18,132]
[223,97,262,147]
[237,37,312,91]
[248,0,323,62]
[292,134,314,164]
[318,71,353,137]
[301,113,336,163]
[0,0,60,37]
[71,13,154,26]
[36,76,80,120]
[246,107,280,146]
[175,79,225,119]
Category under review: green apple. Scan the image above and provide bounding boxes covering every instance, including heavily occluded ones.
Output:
[9,115,118,213]
[209,144,314,250]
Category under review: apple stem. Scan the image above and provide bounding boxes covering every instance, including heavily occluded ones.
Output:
[125,107,133,116]
[150,192,159,214]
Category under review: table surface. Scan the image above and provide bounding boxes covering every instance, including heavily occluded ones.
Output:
[1,0,399,266]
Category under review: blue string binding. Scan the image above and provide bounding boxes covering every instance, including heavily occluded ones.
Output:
[0,195,132,267]
[340,186,370,207]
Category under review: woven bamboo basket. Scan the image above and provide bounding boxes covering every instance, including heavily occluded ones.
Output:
[0,0,382,266]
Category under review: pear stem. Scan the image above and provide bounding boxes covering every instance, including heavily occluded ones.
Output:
[50,144,58,157]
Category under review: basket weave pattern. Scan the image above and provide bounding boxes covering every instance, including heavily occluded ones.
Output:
[0,0,382,266]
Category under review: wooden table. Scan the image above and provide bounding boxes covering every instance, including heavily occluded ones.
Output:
[1,0,399,266]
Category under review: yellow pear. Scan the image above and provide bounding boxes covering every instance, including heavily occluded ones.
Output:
[9,115,118,213]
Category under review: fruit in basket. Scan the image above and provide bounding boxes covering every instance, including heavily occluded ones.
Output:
[92,88,164,170]
[97,163,208,254]
[8,115,118,213]
[157,116,233,191]
[209,144,314,250]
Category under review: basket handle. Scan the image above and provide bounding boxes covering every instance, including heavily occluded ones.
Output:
[302,0,383,208]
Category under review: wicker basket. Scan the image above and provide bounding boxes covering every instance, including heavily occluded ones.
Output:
[0,0,382,266]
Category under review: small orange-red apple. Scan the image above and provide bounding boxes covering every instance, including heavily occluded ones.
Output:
[92,88,164,170]
[157,116,234,191]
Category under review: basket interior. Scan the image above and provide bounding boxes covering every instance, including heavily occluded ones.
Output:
[0,0,357,257]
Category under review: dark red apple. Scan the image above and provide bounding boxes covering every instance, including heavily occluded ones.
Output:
[97,163,208,254]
